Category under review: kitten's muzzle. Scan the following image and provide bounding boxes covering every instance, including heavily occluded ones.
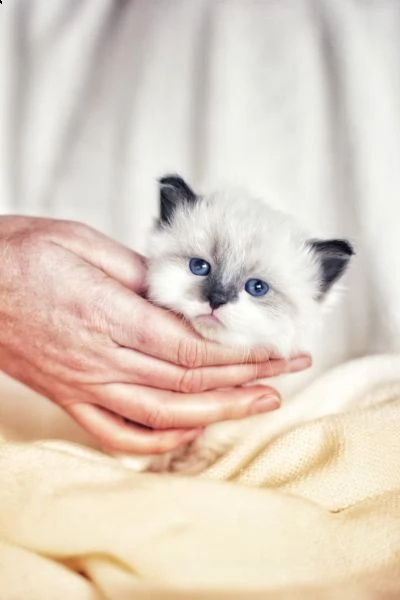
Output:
[204,281,238,310]
[207,292,229,310]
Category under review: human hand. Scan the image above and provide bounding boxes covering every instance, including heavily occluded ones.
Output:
[0,217,311,453]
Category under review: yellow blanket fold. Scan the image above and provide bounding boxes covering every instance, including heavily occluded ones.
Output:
[0,355,400,598]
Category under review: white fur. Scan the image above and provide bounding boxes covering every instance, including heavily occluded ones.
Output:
[120,186,350,474]
[148,189,324,356]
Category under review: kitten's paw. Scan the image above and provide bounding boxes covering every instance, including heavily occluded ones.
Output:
[169,436,234,475]
[147,428,239,475]
[147,440,229,475]
[147,445,187,473]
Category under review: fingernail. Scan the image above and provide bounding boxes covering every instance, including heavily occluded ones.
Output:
[288,355,312,372]
[251,395,281,414]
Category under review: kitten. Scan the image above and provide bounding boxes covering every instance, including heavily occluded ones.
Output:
[123,175,354,474]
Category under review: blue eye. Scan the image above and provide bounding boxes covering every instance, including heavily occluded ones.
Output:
[245,278,269,297]
[189,258,211,276]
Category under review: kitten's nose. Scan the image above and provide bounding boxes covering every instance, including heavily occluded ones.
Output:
[207,293,227,310]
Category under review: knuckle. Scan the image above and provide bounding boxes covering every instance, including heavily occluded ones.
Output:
[146,405,169,430]
[134,315,152,350]
[64,351,92,374]
[177,338,206,369]
[221,405,240,422]
[178,368,204,394]
[221,396,248,421]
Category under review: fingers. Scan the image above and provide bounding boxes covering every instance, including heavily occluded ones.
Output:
[114,347,311,393]
[67,403,202,454]
[92,383,281,432]
[109,288,311,369]
[69,382,281,453]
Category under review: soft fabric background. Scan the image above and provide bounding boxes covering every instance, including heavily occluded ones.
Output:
[3,0,400,384]
[0,354,399,598]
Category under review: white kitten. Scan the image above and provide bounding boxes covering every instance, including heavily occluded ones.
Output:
[120,176,353,474]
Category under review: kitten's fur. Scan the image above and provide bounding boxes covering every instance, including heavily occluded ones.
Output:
[122,176,353,474]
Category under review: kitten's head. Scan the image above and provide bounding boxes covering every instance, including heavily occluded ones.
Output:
[147,175,354,357]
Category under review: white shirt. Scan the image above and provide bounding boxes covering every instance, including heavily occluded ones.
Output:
[2,0,400,382]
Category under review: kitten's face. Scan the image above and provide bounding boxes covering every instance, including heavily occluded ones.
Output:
[147,177,353,357]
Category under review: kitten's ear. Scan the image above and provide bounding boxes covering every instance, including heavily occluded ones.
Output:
[309,239,354,296]
[158,175,197,225]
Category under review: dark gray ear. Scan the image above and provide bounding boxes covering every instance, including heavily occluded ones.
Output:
[309,239,354,295]
[158,175,197,225]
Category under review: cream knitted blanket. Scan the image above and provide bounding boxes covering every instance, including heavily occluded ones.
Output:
[0,354,399,599]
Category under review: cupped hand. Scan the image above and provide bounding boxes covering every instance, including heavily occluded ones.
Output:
[0,217,311,453]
